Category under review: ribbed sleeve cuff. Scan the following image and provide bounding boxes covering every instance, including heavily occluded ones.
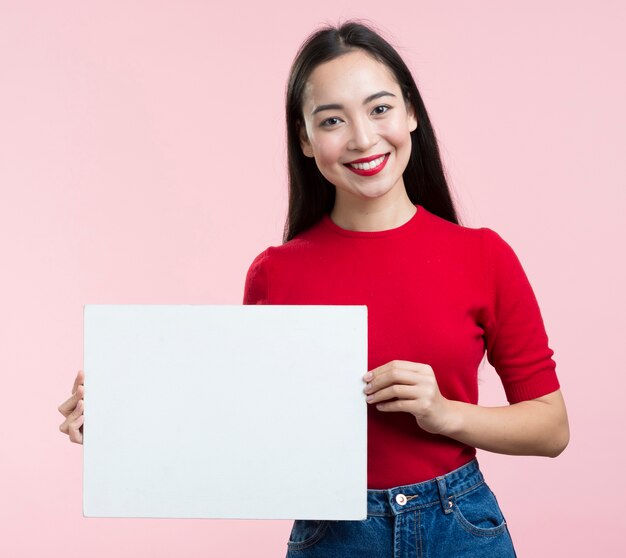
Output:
[504,371,561,404]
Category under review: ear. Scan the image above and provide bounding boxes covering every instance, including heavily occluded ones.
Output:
[297,121,315,158]
[407,103,418,133]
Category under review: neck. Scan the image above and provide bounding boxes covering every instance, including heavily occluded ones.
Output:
[330,190,416,232]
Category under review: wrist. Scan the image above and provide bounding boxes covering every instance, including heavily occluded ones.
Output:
[441,398,465,438]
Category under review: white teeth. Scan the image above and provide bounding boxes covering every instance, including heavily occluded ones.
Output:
[349,155,385,170]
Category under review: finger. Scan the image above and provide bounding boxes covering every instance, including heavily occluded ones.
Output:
[58,390,82,417]
[374,399,411,413]
[366,384,416,405]
[59,398,83,434]
[68,413,84,444]
[364,362,390,379]
[365,360,424,382]
[57,384,83,418]
[364,369,420,393]
[72,369,85,393]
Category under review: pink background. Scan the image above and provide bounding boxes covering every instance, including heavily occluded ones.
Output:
[1,1,624,556]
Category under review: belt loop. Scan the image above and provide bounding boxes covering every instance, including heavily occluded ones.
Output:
[436,476,453,514]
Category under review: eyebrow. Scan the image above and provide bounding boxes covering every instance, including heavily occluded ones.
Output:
[311,90,396,116]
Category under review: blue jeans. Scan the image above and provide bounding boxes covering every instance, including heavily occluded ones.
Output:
[286,458,517,557]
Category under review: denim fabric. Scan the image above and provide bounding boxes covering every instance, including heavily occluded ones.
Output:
[285,458,517,557]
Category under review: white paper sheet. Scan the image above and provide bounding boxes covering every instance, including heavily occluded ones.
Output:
[83,304,367,519]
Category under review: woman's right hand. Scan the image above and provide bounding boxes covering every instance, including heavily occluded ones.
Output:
[58,369,85,444]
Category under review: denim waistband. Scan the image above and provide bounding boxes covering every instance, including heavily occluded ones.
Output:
[366,458,485,517]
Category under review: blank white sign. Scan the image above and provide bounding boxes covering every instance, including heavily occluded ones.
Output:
[83,304,367,520]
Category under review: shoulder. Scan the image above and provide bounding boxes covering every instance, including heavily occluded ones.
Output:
[243,248,272,304]
[418,206,490,253]
[417,208,532,288]
[253,219,328,265]
[421,207,516,250]
[477,227,526,274]
[243,221,326,303]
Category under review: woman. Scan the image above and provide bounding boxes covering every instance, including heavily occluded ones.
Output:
[242,20,569,557]
[60,20,569,557]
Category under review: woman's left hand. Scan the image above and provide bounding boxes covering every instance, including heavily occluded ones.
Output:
[363,360,458,436]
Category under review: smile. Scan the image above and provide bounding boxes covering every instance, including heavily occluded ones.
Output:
[344,153,390,176]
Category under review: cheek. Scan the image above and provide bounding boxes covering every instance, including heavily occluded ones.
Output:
[385,118,413,148]
[312,136,344,169]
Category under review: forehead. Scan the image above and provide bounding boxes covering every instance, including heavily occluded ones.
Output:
[302,50,400,108]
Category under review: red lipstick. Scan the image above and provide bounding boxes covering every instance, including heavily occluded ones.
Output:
[344,153,390,176]
[346,153,387,164]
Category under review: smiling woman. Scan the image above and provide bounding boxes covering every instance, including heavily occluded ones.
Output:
[241,19,568,558]
[281,20,460,239]
[297,50,417,216]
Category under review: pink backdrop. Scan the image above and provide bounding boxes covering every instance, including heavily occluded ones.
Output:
[1,1,624,556]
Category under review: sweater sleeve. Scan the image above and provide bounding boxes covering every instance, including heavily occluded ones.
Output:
[481,228,560,403]
[242,248,271,305]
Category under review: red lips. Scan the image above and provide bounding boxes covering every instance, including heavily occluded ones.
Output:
[344,153,390,176]
[345,153,388,164]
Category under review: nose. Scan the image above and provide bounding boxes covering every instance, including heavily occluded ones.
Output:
[347,116,378,152]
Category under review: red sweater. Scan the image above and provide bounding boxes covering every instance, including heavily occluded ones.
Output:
[243,204,560,488]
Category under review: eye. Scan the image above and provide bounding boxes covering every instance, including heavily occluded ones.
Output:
[320,116,342,128]
[372,104,391,115]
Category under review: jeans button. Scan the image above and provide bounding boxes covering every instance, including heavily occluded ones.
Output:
[395,493,407,505]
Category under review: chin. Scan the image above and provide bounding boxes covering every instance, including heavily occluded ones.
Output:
[354,187,396,200]
[358,185,395,199]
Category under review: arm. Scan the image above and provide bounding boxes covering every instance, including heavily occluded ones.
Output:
[364,361,569,458]
[443,388,570,457]
[364,229,568,457]
[469,228,567,456]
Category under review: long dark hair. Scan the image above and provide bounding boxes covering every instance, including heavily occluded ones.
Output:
[284,20,460,243]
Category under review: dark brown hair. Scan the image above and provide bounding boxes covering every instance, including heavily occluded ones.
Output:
[283,20,460,242]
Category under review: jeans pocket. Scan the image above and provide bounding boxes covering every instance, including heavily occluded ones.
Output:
[287,519,330,550]
[451,482,508,536]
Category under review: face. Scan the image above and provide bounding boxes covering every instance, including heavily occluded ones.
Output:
[298,49,418,205]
